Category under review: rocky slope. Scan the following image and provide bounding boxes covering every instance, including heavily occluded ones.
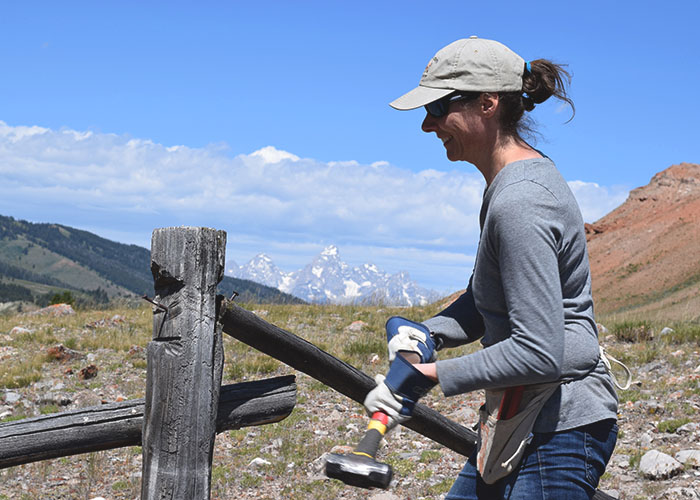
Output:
[586,163,700,319]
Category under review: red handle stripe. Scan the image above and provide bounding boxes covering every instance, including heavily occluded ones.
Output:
[371,411,389,425]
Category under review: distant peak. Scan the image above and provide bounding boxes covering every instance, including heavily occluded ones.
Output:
[321,245,339,256]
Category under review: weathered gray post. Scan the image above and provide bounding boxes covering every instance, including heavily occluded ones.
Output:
[141,227,226,500]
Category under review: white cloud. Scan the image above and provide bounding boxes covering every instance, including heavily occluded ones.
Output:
[249,145,300,164]
[567,180,629,223]
[0,122,50,142]
[0,121,628,291]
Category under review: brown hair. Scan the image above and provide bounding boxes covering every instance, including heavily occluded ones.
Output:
[497,59,575,142]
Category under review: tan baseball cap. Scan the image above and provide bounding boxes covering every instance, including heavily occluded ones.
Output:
[390,36,526,110]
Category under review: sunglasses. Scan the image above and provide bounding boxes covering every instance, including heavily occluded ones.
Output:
[424,92,480,118]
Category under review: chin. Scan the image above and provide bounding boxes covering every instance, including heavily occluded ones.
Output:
[445,151,460,162]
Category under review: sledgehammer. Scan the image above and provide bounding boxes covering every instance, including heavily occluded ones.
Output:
[325,351,422,489]
[324,410,393,489]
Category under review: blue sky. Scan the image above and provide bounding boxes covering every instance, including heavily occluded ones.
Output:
[1,1,698,293]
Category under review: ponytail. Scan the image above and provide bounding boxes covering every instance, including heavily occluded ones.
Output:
[523,59,575,118]
[496,59,575,142]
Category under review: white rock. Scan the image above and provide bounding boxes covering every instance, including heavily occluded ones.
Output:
[3,392,21,404]
[640,431,654,448]
[639,450,684,479]
[677,422,700,434]
[248,457,271,468]
[659,487,700,499]
[675,450,700,467]
[368,492,401,500]
[345,320,367,332]
[613,454,630,468]
[309,452,329,474]
[9,326,31,336]
[660,327,675,336]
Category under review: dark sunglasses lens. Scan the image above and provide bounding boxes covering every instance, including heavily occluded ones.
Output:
[425,99,447,117]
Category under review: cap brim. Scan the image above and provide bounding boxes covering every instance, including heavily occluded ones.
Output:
[389,85,454,110]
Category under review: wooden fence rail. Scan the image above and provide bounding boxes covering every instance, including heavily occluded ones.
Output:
[0,376,295,469]
[220,299,478,457]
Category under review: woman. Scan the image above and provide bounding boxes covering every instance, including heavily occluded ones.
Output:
[365,37,618,499]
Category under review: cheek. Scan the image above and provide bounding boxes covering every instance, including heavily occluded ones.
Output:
[444,112,467,132]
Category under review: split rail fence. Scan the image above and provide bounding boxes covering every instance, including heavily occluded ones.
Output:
[0,226,616,500]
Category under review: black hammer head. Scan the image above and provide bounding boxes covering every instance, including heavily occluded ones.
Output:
[325,452,393,489]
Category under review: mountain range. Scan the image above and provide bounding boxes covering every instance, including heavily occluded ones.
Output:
[0,214,436,308]
[2,161,698,316]
[230,245,441,306]
[0,215,303,307]
[227,162,700,314]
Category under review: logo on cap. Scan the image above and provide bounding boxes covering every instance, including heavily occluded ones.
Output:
[423,56,438,78]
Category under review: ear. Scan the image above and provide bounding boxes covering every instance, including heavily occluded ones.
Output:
[479,93,499,118]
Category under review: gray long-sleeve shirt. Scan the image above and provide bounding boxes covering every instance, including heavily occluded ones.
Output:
[424,158,618,433]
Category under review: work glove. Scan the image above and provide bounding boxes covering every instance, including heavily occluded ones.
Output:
[363,374,410,430]
[364,355,437,429]
[386,316,438,363]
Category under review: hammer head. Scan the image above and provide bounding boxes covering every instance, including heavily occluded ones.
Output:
[325,452,393,489]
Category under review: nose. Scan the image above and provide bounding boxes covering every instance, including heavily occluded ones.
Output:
[421,112,437,133]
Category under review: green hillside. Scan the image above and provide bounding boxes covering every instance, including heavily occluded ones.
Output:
[0,215,304,306]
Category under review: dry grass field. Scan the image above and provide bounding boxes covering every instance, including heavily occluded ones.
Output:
[0,303,699,499]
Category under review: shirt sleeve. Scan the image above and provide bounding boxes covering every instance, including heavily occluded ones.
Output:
[421,276,484,349]
[436,182,566,395]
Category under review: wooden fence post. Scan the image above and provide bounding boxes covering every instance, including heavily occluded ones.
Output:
[141,227,226,500]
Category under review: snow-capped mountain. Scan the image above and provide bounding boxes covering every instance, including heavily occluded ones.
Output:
[235,254,287,289]
[229,245,440,306]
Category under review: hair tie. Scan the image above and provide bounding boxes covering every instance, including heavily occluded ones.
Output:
[525,61,532,74]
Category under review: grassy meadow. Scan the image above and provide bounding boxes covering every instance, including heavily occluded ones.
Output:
[0,301,698,499]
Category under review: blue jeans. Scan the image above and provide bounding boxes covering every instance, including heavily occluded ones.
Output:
[446,419,617,500]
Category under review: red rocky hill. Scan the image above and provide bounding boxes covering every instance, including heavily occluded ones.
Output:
[586,163,700,320]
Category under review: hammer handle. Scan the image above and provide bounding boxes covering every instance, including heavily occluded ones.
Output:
[355,350,416,459]
[353,412,388,458]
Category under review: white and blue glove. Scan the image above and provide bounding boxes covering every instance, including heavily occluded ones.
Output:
[363,374,409,430]
[363,355,437,428]
[386,316,438,363]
